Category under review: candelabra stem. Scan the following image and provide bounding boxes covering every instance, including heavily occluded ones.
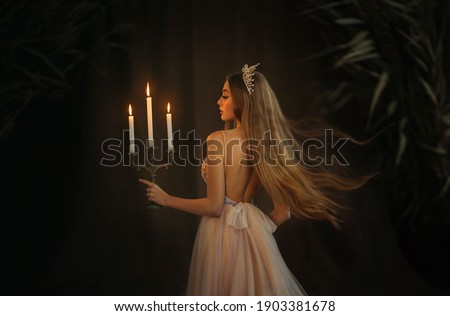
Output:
[131,149,173,211]
[145,172,162,211]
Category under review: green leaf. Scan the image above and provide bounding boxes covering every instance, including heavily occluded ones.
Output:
[410,54,429,73]
[418,76,438,106]
[425,37,436,64]
[353,39,374,51]
[328,82,348,101]
[337,45,375,66]
[349,31,369,47]
[395,28,423,52]
[395,118,408,167]
[368,71,389,120]
[335,18,364,25]
[327,92,353,112]
[418,143,446,155]
[346,53,379,64]
[387,100,397,116]
[299,0,351,16]
[382,0,406,10]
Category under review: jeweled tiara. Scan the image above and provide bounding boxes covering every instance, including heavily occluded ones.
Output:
[242,63,260,95]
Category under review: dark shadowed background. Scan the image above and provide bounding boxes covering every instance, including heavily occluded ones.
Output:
[1,0,449,295]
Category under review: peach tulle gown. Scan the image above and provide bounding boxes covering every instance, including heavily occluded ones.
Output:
[186,133,307,295]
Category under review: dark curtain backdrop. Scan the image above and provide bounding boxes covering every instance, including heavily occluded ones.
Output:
[1,0,444,295]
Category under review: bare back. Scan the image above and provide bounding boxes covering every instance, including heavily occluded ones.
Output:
[222,128,259,203]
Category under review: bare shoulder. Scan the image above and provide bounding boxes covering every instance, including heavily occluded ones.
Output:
[206,131,225,162]
[207,130,225,141]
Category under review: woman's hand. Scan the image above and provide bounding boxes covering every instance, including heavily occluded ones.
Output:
[138,179,170,207]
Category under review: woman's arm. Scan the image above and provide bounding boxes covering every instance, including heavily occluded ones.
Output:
[268,199,291,226]
[139,131,225,217]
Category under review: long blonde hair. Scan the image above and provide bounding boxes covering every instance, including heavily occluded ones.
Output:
[227,71,372,228]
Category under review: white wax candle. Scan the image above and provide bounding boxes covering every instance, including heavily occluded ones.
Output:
[166,102,173,152]
[146,82,154,147]
[128,104,135,154]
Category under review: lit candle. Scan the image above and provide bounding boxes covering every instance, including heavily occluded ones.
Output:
[146,82,154,147]
[166,102,173,152]
[128,104,135,154]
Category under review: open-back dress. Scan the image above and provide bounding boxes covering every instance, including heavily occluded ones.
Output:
[186,131,307,295]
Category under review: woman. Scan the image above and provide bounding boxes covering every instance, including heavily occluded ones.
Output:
[139,63,368,295]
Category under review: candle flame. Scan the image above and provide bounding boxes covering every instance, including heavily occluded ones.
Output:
[146,82,150,97]
[167,102,171,113]
[128,104,132,116]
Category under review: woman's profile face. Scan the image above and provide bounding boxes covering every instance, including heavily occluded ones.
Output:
[216,80,236,122]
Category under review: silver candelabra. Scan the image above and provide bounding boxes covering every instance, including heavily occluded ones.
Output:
[131,147,173,210]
